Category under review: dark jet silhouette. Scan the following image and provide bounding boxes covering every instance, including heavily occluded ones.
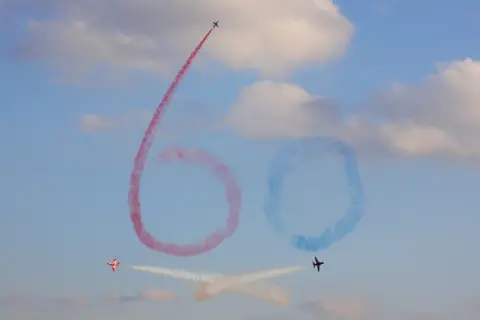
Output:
[312,257,324,272]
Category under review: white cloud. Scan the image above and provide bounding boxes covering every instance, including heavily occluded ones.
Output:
[78,104,221,138]
[225,59,480,161]
[78,111,151,133]
[8,0,353,77]
[226,80,343,138]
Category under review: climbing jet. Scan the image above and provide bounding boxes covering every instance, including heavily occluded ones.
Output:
[312,257,324,272]
[107,258,120,272]
[213,21,219,28]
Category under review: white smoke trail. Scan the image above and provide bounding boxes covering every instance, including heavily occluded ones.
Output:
[202,266,305,296]
[194,280,290,305]
[131,266,217,282]
[130,265,298,305]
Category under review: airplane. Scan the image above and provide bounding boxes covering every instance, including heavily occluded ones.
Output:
[107,258,120,272]
[312,257,324,272]
[213,21,219,28]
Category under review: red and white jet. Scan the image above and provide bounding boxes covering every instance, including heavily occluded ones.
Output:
[107,258,120,272]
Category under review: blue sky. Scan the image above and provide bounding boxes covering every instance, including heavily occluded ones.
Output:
[1,0,480,319]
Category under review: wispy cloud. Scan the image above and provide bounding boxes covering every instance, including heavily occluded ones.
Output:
[299,296,370,319]
[3,0,353,79]
[77,98,223,141]
[107,289,175,303]
[1,289,175,308]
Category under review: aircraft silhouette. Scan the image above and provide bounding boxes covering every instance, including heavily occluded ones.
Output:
[107,257,120,272]
[312,257,324,272]
[213,21,219,28]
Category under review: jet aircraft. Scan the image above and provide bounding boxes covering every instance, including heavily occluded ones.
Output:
[213,21,219,28]
[107,258,120,272]
[312,257,324,272]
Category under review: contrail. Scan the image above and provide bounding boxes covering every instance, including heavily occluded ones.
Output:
[199,266,305,297]
[131,265,297,305]
[132,266,216,282]
[195,281,290,305]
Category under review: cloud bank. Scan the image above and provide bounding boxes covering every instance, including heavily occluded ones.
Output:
[5,0,352,77]
[11,0,479,163]
[226,58,480,161]
[79,111,152,133]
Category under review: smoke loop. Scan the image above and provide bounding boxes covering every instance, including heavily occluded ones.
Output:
[264,137,364,252]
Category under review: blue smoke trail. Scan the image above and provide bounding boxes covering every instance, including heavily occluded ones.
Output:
[264,137,364,252]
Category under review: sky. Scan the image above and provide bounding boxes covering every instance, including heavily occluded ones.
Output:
[1,0,480,319]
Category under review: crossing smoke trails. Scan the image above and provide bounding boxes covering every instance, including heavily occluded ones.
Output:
[131,266,290,305]
[265,137,364,252]
[194,281,290,305]
[131,266,217,282]
[128,28,241,256]
[198,266,304,298]
[131,265,302,305]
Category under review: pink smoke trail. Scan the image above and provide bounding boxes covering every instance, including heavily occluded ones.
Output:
[128,49,242,257]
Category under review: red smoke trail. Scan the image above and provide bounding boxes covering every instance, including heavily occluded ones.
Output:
[128,29,241,256]
[130,28,213,177]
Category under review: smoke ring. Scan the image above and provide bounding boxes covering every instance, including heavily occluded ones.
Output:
[130,147,241,256]
[264,137,364,252]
